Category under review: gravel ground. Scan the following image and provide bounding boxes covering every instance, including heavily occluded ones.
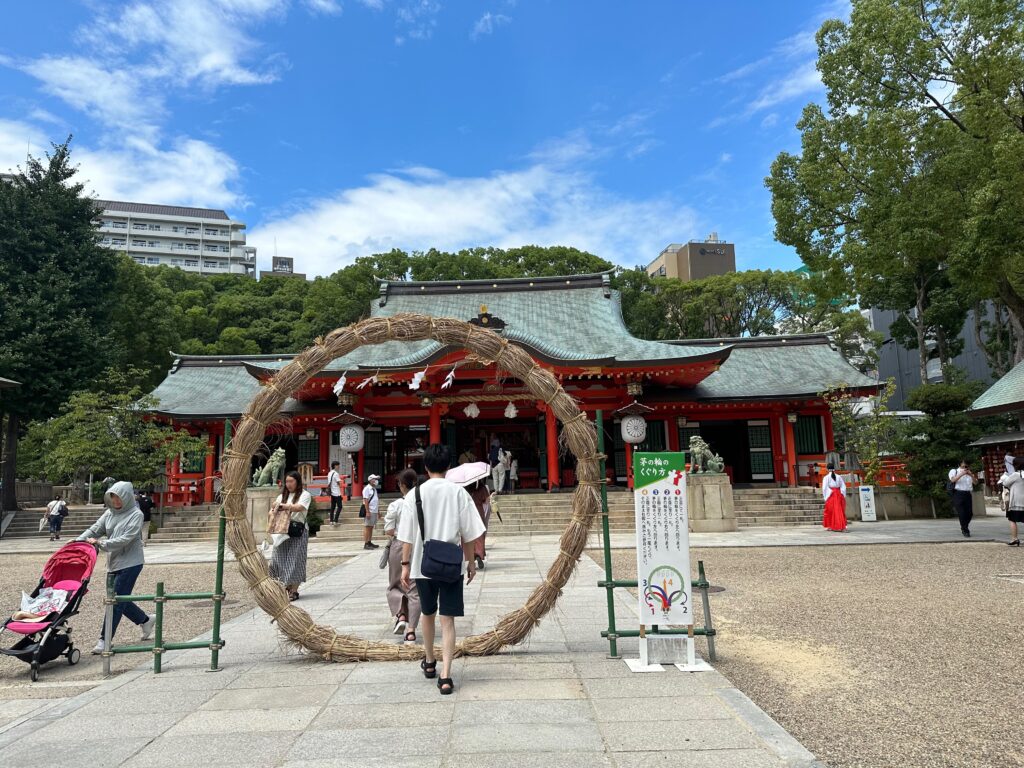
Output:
[597,543,1024,768]
[0,555,347,699]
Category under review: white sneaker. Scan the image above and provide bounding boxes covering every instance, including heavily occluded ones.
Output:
[140,616,156,641]
[91,640,106,655]
[393,617,407,635]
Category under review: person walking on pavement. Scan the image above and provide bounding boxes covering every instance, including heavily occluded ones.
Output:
[1000,456,1024,547]
[327,461,344,525]
[384,468,421,643]
[361,474,381,550]
[398,444,484,696]
[270,471,312,602]
[45,495,67,541]
[948,460,977,538]
[77,481,154,653]
[136,491,154,545]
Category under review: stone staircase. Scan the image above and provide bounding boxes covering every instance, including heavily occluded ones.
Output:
[2,507,110,539]
[148,504,222,543]
[733,487,823,527]
[485,491,637,536]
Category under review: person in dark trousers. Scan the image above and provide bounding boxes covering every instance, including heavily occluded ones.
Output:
[327,461,344,524]
[948,460,977,537]
[136,491,154,545]
[77,481,154,653]
[398,444,484,695]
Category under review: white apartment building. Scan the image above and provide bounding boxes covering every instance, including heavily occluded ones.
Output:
[94,200,256,276]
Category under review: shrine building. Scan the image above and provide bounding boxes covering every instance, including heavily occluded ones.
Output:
[148,272,878,503]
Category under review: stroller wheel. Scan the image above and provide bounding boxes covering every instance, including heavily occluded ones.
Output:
[68,648,81,666]
[30,664,39,682]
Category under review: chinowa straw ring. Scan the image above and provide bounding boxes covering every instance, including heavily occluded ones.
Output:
[222,313,602,662]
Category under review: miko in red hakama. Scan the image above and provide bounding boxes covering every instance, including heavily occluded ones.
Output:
[822,471,847,532]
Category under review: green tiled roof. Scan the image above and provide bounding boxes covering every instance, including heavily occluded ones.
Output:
[971,358,1024,416]
[680,336,878,400]
[248,274,727,372]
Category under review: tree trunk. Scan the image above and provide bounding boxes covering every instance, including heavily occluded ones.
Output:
[913,287,930,385]
[936,327,952,383]
[1,412,18,512]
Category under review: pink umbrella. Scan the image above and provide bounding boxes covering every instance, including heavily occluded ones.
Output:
[445,461,490,487]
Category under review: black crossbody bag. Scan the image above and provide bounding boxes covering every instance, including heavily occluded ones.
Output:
[415,483,463,583]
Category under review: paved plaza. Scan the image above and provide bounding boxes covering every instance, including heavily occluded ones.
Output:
[0,535,819,768]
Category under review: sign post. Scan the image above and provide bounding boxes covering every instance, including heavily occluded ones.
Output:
[858,485,877,522]
[629,451,711,673]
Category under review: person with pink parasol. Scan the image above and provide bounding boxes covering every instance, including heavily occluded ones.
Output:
[446,461,492,569]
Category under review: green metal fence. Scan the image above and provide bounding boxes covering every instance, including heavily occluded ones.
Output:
[594,409,717,661]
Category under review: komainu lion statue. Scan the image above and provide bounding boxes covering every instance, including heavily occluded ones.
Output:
[688,435,725,474]
[252,447,287,486]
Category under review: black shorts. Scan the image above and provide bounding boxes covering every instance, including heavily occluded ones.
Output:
[415,577,465,617]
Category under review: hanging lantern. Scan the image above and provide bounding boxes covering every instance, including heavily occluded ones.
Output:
[620,414,647,444]
[504,401,518,419]
[463,402,480,419]
[338,424,365,452]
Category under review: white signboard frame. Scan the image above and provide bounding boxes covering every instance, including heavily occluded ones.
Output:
[858,485,877,522]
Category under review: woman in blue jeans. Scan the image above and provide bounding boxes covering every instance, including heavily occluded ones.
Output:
[77,481,155,653]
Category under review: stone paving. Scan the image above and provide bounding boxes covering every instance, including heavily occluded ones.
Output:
[0,538,819,767]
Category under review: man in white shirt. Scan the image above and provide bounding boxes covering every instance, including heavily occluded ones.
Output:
[327,461,343,525]
[398,444,484,696]
[361,474,381,550]
[948,460,977,537]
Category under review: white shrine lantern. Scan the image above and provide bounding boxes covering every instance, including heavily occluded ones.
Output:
[338,424,365,452]
[620,414,647,444]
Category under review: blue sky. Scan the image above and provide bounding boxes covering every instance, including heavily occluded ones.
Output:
[0,1,847,277]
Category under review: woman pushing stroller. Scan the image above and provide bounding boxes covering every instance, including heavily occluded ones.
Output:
[76,481,154,654]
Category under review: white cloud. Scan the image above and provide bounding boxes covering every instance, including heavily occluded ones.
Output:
[303,0,343,13]
[0,119,49,174]
[396,0,442,41]
[76,137,243,209]
[748,60,822,113]
[470,12,511,41]
[717,57,772,84]
[719,152,732,163]
[249,162,699,275]
[760,112,780,128]
[626,139,660,160]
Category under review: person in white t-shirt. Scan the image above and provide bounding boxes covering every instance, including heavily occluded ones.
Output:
[398,444,484,696]
[361,474,381,550]
[948,460,977,537]
[327,461,344,525]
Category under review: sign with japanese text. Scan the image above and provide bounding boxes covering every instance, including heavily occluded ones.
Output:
[858,485,877,521]
[633,452,691,628]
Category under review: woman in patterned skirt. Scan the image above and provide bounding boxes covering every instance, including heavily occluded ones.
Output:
[270,471,311,601]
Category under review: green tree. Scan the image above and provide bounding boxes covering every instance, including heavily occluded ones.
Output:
[895,381,987,503]
[775,0,1024,372]
[823,379,900,485]
[17,368,208,499]
[0,140,120,510]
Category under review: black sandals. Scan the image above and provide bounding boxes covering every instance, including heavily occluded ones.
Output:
[421,659,437,678]
[438,677,455,695]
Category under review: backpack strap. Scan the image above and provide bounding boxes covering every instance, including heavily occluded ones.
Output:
[415,482,425,544]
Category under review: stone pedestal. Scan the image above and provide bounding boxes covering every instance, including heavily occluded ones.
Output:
[687,473,737,533]
[246,486,281,536]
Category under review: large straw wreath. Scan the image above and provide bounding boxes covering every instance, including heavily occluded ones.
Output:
[221,314,602,661]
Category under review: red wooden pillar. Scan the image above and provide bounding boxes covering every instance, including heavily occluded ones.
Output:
[667,418,680,452]
[203,433,216,503]
[784,415,798,487]
[545,405,559,491]
[319,426,331,474]
[823,410,835,452]
[625,441,634,490]
[429,402,441,445]
[770,414,784,485]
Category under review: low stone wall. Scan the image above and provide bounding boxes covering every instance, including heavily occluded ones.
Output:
[687,473,737,533]
[846,486,986,520]
[15,480,54,507]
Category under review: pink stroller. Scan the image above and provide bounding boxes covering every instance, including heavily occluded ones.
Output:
[1,541,97,681]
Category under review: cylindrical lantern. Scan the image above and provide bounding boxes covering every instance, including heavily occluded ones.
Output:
[621,414,647,444]
[338,424,365,452]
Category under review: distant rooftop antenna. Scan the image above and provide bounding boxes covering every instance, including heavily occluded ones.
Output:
[707,231,720,243]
